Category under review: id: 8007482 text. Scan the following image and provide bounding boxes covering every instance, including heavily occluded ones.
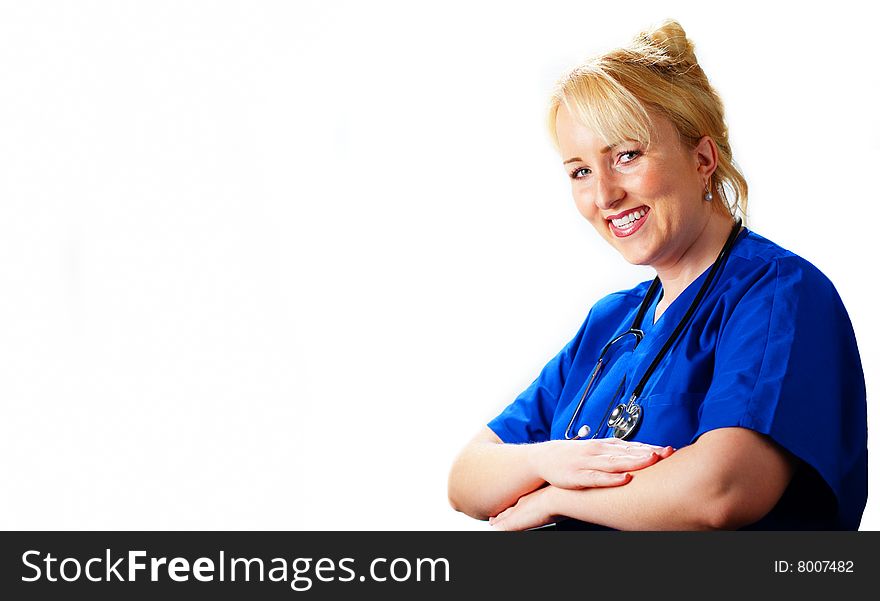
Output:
[773,560,854,573]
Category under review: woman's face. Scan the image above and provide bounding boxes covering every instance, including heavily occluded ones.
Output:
[555,103,715,270]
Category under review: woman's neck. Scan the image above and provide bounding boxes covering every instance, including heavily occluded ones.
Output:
[653,211,737,319]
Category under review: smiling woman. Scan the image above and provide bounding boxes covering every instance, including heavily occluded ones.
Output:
[447,18,867,531]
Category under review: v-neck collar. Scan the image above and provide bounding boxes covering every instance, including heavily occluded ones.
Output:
[649,264,711,330]
[648,227,748,327]
[636,227,749,356]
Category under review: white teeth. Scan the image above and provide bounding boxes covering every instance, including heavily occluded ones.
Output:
[611,209,647,228]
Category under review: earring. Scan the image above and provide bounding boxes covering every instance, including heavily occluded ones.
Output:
[704,180,713,202]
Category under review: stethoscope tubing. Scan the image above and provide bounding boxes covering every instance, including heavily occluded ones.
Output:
[627,218,744,406]
[563,217,744,440]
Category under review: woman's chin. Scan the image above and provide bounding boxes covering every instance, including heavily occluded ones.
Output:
[619,253,651,266]
[600,224,655,266]
[612,242,654,267]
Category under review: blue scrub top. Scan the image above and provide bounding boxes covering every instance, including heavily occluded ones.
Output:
[487,229,868,530]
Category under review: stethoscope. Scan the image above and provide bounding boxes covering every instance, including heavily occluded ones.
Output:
[564,217,743,441]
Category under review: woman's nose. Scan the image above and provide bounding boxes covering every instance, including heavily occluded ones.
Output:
[594,173,625,211]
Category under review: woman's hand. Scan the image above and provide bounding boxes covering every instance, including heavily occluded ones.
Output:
[489,485,559,531]
[447,427,673,522]
[529,438,673,490]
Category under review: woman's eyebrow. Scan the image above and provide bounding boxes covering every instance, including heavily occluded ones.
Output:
[563,144,619,164]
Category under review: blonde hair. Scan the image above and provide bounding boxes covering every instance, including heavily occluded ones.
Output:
[547,19,748,221]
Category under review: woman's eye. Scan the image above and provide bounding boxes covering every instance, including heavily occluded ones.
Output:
[570,167,591,179]
[618,149,641,163]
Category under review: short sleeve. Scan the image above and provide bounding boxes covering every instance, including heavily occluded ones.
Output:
[692,257,867,529]
[487,314,591,444]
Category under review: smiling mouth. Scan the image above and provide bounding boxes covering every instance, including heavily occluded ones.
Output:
[607,206,649,238]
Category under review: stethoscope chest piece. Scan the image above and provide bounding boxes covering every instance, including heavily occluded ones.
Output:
[607,402,642,440]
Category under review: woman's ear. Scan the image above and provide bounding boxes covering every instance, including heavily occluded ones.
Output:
[694,135,718,179]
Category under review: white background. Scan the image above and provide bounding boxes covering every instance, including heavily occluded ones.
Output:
[0,0,876,530]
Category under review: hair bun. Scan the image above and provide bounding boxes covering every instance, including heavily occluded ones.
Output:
[633,19,698,71]
[547,18,748,220]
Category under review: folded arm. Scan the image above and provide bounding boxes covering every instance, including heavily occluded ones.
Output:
[489,427,797,530]
[447,426,672,520]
